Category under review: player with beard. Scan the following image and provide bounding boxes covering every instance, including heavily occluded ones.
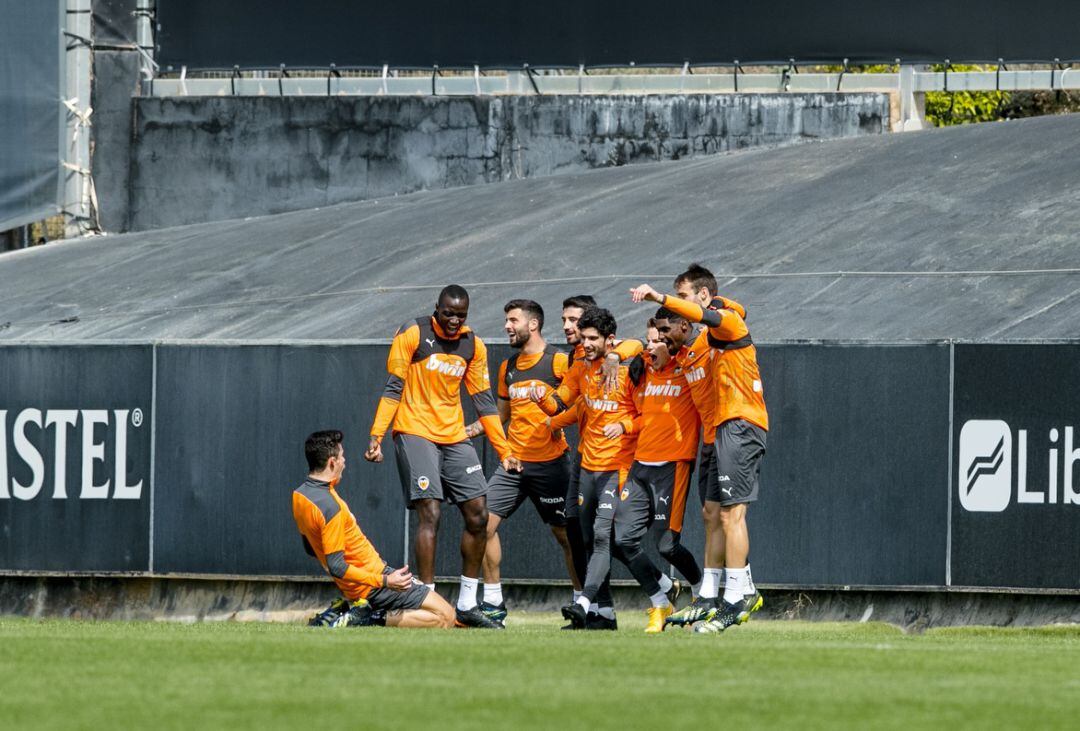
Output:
[554,296,642,628]
[463,299,579,624]
[366,285,521,629]
[631,272,767,635]
[530,306,642,630]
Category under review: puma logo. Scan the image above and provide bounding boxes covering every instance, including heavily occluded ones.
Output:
[602,489,616,498]
[722,487,733,496]
[658,496,670,505]
[425,338,436,348]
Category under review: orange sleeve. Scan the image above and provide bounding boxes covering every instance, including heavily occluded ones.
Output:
[549,401,579,429]
[552,351,570,380]
[613,338,644,360]
[464,337,493,396]
[497,359,510,399]
[715,296,746,319]
[343,562,386,589]
[662,295,746,341]
[370,324,420,439]
[480,413,512,461]
[538,373,581,416]
[323,515,384,588]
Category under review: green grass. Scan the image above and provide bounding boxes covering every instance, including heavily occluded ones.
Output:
[2,613,1079,730]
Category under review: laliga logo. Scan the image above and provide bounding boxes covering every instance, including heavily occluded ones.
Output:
[959,419,1080,512]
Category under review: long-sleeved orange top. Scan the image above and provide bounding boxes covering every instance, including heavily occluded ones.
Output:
[548,339,645,434]
[536,354,641,472]
[293,477,386,601]
[660,295,768,432]
[673,296,746,443]
[370,316,511,459]
[498,345,570,463]
[633,353,700,463]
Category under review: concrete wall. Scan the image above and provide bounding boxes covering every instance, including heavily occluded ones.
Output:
[121,93,888,231]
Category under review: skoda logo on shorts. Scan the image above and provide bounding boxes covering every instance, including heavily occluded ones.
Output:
[620,487,629,501]
[417,476,430,491]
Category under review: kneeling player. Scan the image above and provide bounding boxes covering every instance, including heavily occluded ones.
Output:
[294,430,455,629]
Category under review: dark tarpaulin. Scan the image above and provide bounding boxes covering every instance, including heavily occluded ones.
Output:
[0,0,63,231]
[157,0,1080,69]
[92,0,139,46]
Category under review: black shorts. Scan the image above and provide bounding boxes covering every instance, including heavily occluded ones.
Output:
[626,460,694,533]
[366,567,430,612]
[706,419,767,506]
[487,453,571,526]
[393,433,487,506]
[696,438,718,507]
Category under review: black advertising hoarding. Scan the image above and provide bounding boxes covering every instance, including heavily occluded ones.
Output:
[750,344,951,587]
[0,346,152,572]
[951,345,1080,590]
[2,340,1077,595]
[151,344,405,575]
[157,0,1080,70]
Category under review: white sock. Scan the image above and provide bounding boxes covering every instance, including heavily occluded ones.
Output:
[483,582,503,605]
[597,606,616,620]
[577,596,592,612]
[425,583,436,592]
[649,591,671,608]
[700,568,721,599]
[573,590,583,602]
[744,564,756,594]
[588,601,599,614]
[457,576,479,611]
[657,573,673,593]
[723,567,747,605]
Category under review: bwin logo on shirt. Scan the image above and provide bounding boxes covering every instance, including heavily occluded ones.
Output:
[685,367,707,383]
[958,420,1011,512]
[425,354,465,377]
[585,397,619,412]
[507,385,533,400]
[644,382,682,397]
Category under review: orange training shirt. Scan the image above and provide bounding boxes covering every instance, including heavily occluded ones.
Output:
[538,355,640,472]
[498,347,570,463]
[661,296,769,432]
[633,354,700,463]
[293,478,386,601]
[370,316,511,458]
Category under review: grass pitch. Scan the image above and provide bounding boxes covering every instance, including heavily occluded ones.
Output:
[2,613,1078,730]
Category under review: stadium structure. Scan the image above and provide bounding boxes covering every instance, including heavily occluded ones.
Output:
[2,0,1079,627]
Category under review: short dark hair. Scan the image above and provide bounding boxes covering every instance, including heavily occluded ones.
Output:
[577,306,617,338]
[438,284,469,305]
[562,295,596,311]
[505,299,545,331]
[653,305,688,324]
[646,317,658,329]
[305,430,343,471]
[674,263,717,297]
